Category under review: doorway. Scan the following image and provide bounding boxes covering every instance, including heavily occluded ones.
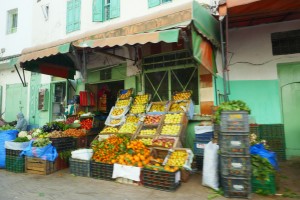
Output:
[87,80,124,113]
[278,62,300,158]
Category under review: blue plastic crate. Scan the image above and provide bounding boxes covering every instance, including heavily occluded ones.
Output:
[195,131,213,141]
[193,140,210,155]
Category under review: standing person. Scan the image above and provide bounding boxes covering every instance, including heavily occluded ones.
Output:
[15,113,28,131]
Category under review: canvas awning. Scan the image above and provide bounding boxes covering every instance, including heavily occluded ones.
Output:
[19,1,220,77]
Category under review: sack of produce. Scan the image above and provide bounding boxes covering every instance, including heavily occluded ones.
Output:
[20,139,58,162]
[71,149,93,161]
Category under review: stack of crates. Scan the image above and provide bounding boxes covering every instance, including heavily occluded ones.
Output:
[193,125,213,171]
[219,111,251,199]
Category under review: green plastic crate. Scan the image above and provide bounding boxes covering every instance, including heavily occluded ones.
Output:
[252,174,276,195]
[5,155,25,173]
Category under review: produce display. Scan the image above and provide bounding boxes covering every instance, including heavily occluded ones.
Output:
[164,113,183,124]
[130,104,146,114]
[115,99,131,107]
[138,138,153,146]
[152,137,176,148]
[14,131,32,141]
[47,130,65,138]
[160,124,180,136]
[115,140,151,167]
[42,121,66,132]
[169,102,188,112]
[126,115,139,123]
[111,107,125,116]
[118,123,138,134]
[166,150,188,167]
[143,115,162,125]
[100,126,119,134]
[65,116,78,124]
[92,134,131,164]
[80,118,93,130]
[0,124,16,130]
[134,94,149,105]
[139,128,157,136]
[119,89,133,100]
[144,163,179,172]
[148,103,166,112]
[110,119,122,125]
[64,129,86,137]
[32,138,52,147]
[173,91,192,101]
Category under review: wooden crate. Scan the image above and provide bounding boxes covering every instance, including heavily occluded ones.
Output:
[25,157,56,175]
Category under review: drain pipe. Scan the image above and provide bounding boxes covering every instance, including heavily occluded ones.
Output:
[220,16,229,102]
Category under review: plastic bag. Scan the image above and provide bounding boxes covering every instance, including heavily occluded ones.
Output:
[5,141,30,151]
[20,140,58,162]
[250,143,278,169]
[202,141,219,190]
[0,130,18,168]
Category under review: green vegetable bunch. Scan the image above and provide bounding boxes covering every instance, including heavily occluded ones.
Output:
[0,124,16,131]
[14,137,30,143]
[213,100,251,124]
[32,138,52,147]
[251,155,275,181]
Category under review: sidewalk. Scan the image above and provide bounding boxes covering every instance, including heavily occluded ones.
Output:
[0,160,299,200]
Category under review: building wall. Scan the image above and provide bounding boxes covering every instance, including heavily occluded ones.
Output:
[228,19,300,124]
[31,0,211,46]
[0,0,33,57]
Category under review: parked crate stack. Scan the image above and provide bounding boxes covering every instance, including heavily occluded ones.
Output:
[219,111,251,199]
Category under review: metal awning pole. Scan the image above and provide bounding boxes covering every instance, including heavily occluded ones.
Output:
[14,65,26,87]
[220,16,229,102]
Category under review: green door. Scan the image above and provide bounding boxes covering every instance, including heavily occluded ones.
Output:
[282,83,300,157]
[29,73,41,125]
[5,83,28,121]
[278,62,300,158]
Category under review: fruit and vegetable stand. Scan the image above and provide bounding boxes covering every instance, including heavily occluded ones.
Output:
[0,93,280,196]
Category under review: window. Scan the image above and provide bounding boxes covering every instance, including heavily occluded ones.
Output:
[41,4,49,21]
[271,29,300,55]
[148,0,172,8]
[100,68,112,80]
[93,0,120,22]
[66,0,81,33]
[7,9,18,34]
[144,51,199,104]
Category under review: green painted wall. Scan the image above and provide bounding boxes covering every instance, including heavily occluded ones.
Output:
[125,76,136,91]
[76,78,85,95]
[228,80,282,124]
[87,65,126,84]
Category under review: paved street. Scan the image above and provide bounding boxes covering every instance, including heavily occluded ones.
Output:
[0,169,281,200]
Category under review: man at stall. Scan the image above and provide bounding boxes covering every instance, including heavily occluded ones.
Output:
[15,112,28,131]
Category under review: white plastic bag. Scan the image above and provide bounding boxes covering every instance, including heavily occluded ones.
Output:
[202,141,219,190]
[5,141,30,150]
[71,149,93,160]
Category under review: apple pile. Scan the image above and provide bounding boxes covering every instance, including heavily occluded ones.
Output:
[173,91,191,101]
[109,119,121,125]
[166,150,188,167]
[164,113,183,124]
[115,99,130,107]
[149,103,165,112]
[118,123,138,134]
[152,137,175,148]
[119,89,132,99]
[126,115,139,123]
[139,128,157,136]
[144,115,162,125]
[111,107,125,116]
[130,104,146,114]
[100,126,119,134]
[134,94,149,105]
[169,102,188,112]
[138,138,153,146]
[160,124,180,135]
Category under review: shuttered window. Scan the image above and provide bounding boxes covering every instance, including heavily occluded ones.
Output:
[66,0,81,33]
[93,0,120,22]
[148,0,171,8]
